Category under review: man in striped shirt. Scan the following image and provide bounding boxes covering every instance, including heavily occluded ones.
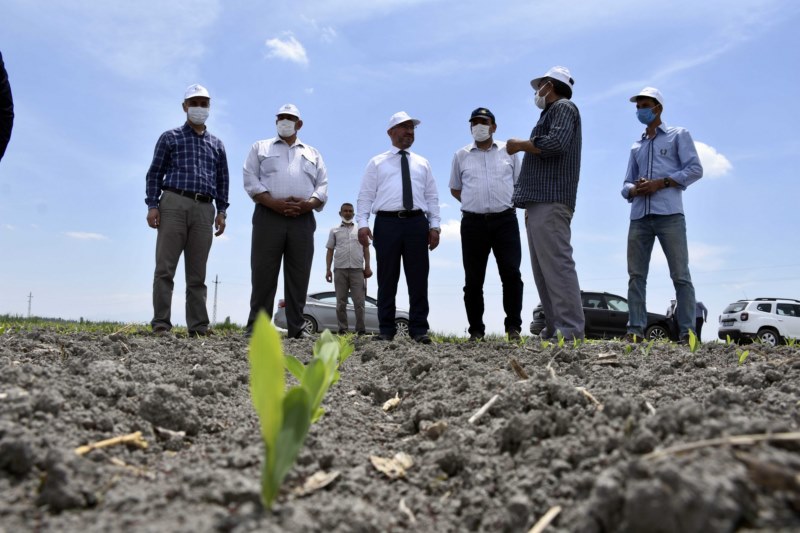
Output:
[450,107,523,341]
[508,66,585,341]
[145,84,230,337]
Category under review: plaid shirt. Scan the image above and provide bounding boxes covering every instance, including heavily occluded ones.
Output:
[512,99,582,210]
[145,123,230,213]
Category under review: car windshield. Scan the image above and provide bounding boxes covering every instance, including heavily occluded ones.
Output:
[723,302,747,313]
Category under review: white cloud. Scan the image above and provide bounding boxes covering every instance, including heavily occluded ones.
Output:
[265,34,309,66]
[65,232,108,241]
[2,224,14,230]
[694,141,732,178]
[439,219,461,241]
[305,88,315,95]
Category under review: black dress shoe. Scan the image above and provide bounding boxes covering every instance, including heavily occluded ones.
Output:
[374,333,394,341]
[413,334,432,344]
[292,331,312,339]
[507,330,521,341]
[356,330,368,336]
[337,329,347,335]
[468,333,484,342]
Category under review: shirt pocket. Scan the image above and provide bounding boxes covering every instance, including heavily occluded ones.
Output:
[300,153,318,178]
[258,154,281,177]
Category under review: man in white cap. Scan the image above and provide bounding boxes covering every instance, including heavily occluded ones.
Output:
[243,103,328,338]
[357,111,440,343]
[621,87,702,343]
[450,107,523,341]
[507,66,584,341]
[145,83,230,337]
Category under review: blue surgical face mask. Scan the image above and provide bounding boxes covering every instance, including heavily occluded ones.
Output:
[637,107,657,125]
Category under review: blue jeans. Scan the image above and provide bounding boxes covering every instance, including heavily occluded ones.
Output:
[627,214,696,338]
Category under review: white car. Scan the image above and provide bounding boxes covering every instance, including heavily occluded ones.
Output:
[718,297,800,346]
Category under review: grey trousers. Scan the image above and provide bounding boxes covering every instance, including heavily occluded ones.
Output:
[152,191,215,333]
[525,202,585,340]
[334,268,366,332]
[247,205,315,337]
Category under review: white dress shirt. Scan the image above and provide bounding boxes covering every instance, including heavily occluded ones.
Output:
[356,147,440,229]
[449,140,519,214]
[243,137,328,211]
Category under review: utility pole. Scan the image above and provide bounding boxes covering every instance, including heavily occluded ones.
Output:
[212,275,220,326]
[27,292,32,318]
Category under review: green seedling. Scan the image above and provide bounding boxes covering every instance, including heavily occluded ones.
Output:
[572,337,582,349]
[737,349,750,365]
[540,339,552,349]
[556,330,565,348]
[786,337,797,347]
[641,339,655,357]
[688,330,699,353]
[726,334,733,346]
[623,344,633,355]
[248,313,347,508]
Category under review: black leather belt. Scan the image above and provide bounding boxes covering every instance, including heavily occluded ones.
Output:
[163,187,213,203]
[376,210,424,218]
[462,208,515,219]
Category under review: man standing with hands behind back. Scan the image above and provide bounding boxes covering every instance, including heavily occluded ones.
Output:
[622,87,702,343]
[243,104,328,338]
[145,84,229,337]
[450,107,523,341]
[507,66,584,341]
[357,112,441,344]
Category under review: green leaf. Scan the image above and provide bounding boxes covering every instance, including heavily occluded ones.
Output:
[263,387,312,507]
[284,355,306,381]
[248,312,285,447]
[688,330,699,353]
[311,407,325,423]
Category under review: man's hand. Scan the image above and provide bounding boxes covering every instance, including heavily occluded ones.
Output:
[147,208,160,229]
[632,177,666,197]
[428,229,440,251]
[214,213,226,236]
[506,138,525,155]
[325,269,332,283]
[358,227,372,247]
[364,266,373,279]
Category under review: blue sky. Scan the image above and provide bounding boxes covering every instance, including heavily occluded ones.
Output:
[1,0,799,338]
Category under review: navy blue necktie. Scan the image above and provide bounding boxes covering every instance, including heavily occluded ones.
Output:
[400,150,413,210]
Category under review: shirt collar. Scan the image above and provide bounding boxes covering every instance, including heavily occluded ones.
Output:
[182,122,206,137]
[273,136,305,148]
[391,146,411,155]
[469,140,498,152]
[640,122,667,140]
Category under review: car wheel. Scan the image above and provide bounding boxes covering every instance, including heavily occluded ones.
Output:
[645,324,669,340]
[395,318,409,337]
[756,328,780,347]
[302,315,318,335]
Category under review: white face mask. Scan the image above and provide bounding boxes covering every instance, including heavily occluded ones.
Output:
[277,119,297,138]
[341,216,354,224]
[187,106,209,125]
[534,85,551,110]
[471,124,491,142]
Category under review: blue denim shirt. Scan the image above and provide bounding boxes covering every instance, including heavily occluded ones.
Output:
[621,123,702,220]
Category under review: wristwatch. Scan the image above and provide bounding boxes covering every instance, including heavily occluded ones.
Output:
[663,178,671,188]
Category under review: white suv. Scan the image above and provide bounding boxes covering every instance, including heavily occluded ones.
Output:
[718,298,800,346]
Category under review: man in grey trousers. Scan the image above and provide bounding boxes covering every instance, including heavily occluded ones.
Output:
[243,104,328,338]
[507,66,584,340]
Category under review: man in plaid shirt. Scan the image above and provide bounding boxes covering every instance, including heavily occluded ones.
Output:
[145,84,229,337]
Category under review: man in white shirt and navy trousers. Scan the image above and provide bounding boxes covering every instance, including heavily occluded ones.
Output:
[357,112,441,344]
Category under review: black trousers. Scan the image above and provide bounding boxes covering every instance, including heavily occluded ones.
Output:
[373,214,429,336]
[460,210,523,335]
[247,205,315,336]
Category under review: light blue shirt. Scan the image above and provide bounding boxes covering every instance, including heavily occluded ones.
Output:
[621,123,703,220]
[449,140,519,214]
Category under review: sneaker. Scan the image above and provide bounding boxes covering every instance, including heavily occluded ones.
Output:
[337,329,347,335]
[413,334,432,344]
[623,333,644,343]
[507,330,522,341]
[677,335,691,345]
[356,330,368,336]
[374,333,395,341]
[153,325,170,337]
[468,334,484,342]
[188,330,209,338]
[292,331,313,340]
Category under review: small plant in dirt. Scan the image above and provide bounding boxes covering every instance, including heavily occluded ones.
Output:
[688,330,700,353]
[641,338,655,357]
[737,349,750,365]
[248,312,351,508]
[556,330,565,348]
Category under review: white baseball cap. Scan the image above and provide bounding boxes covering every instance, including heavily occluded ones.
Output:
[276,103,301,119]
[630,87,664,106]
[387,111,421,131]
[184,84,210,100]
[530,66,575,90]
